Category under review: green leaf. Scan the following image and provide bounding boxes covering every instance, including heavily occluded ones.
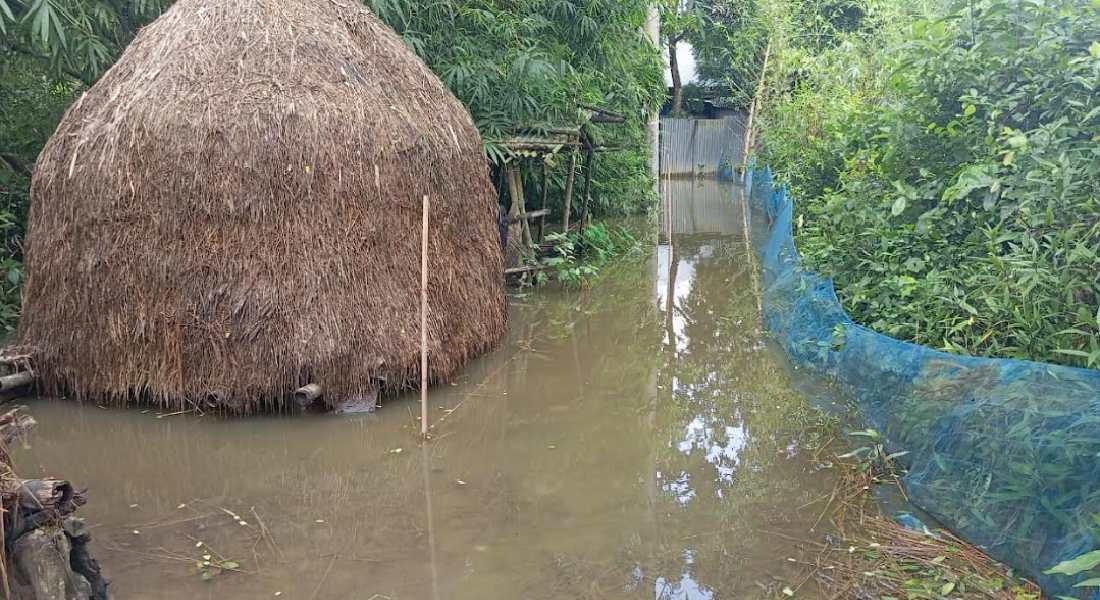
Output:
[943,164,998,202]
[848,429,881,440]
[838,447,871,459]
[1044,550,1100,576]
[1090,41,1100,58]
[891,196,907,216]
[1074,577,1100,588]
[941,581,955,595]
[1053,349,1092,359]
[0,0,12,33]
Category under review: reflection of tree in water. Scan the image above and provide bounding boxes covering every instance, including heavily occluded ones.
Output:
[647,230,837,599]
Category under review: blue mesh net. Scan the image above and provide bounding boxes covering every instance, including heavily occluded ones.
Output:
[745,167,1100,598]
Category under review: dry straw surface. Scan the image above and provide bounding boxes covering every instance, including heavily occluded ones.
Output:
[20,0,506,412]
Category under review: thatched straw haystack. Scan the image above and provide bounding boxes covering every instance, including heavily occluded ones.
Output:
[19,0,506,412]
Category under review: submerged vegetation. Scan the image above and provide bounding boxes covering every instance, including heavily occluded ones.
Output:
[754,0,1100,369]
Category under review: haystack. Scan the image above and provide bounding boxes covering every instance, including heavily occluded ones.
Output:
[19,0,506,412]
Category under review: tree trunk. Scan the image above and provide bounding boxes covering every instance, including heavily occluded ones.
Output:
[668,36,684,116]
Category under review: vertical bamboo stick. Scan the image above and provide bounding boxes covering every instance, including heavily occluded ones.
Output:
[579,147,594,232]
[421,444,441,600]
[741,41,772,173]
[538,160,549,243]
[562,151,577,232]
[421,194,429,439]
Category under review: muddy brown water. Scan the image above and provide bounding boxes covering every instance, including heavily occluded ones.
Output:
[16,179,851,599]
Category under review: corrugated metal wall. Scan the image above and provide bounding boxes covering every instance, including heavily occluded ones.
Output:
[659,115,746,177]
[660,179,743,236]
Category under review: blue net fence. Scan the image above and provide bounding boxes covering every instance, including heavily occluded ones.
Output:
[745,166,1100,598]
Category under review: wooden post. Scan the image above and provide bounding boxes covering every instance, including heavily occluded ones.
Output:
[666,166,673,243]
[562,151,577,232]
[505,165,532,248]
[579,147,594,232]
[538,160,549,243]
[420,194,429,439]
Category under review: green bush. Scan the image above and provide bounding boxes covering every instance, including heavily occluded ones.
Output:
[0,57,79,333]
[761,0,1100,369]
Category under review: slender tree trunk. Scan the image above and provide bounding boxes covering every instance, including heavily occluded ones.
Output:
[668,36,684,116]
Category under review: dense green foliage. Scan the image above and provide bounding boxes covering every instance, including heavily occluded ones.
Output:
[0,59,74,332]
[759,0,1100,369]
[659,0,769,112]
[367,0,662,181]
[0,0,665,331]
[689,0,768,107]
[0,0,168,333]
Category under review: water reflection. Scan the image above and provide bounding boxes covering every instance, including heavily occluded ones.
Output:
[13,178,841,599]
[644,179,835,597]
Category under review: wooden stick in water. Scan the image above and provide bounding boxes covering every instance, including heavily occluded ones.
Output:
[420,194,430,439]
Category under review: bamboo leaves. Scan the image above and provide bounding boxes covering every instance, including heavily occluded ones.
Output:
[760,0,1100,370]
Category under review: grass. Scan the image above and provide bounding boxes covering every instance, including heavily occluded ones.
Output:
[785,457,1042,600]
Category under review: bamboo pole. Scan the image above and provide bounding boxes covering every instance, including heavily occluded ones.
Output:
[562,151,577,232]
[505,165,532,248]
[420,194,429,439]
[666,143,674,245]
[740,41,772,174]
[420,444,441,600]
[538,160,549,243]
[579,147,594,232]
[740,182,764,318]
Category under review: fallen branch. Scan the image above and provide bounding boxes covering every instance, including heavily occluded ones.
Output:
[504,264,553,276]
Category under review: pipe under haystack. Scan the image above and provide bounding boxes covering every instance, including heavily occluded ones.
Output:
[19,0,506,413]
[294,384,323,408]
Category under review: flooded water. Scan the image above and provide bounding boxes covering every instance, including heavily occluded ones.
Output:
[15,178,847,599]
